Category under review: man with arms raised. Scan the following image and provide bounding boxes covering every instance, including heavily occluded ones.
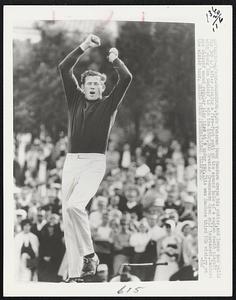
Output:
[59,34,132,282]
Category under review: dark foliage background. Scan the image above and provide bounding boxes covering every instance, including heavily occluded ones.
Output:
[13,21,195,148]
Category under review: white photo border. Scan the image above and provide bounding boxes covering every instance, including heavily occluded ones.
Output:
[4,5,232,297]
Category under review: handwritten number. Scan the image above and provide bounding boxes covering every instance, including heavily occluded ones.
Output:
[117,286,125,294]
[117,285,145,294]
[212,6,217,13]
[134,287,145,293]
[207,6,223,31]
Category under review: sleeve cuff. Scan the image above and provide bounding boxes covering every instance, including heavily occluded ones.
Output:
[79,45,86,53]
[112,58,123,67]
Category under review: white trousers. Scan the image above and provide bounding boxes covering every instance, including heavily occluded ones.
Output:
[61,153,106,278]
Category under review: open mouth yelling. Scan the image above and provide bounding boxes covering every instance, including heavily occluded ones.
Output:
[89,91,96,96]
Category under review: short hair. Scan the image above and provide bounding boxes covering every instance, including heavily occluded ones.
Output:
[80,70,107,85]
[21,218,31,229]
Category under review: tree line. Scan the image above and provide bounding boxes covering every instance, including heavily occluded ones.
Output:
[14,20,196,148]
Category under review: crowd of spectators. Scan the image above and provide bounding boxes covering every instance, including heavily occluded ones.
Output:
[13,130,198,283]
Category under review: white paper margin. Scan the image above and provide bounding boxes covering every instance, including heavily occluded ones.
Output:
[3,5,232,297]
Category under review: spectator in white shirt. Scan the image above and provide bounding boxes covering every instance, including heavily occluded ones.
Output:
[15,219,39,282]
[130,219,151,276]
[147,214,166,242]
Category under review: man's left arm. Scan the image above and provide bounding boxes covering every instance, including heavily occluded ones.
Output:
[107,48,133,112]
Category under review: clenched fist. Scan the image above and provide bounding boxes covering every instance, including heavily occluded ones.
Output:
[108,48,119,63]
[80,34,101,51]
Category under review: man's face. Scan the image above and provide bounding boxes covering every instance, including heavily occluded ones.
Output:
[125,188,138,202]
[148,215,157,227]
[37,214,44,223]
[82,76,105,101]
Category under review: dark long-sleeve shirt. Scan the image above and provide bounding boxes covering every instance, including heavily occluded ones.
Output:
[59,47,132,154]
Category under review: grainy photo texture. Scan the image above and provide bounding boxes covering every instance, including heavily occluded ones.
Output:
[13,20,197,283]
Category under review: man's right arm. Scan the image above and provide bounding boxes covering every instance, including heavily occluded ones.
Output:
[58,46,85,103]
[58,34,101,105]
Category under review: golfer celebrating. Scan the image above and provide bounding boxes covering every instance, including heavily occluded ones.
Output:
[59,34,132,282]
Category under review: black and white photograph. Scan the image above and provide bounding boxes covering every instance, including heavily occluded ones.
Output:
[12,17,197,284]
[3,5,232,297]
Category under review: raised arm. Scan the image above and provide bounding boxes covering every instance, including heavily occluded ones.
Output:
[58,34,101,105]
[107,48,133,112]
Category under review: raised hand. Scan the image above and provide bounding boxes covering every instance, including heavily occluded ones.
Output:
[108,48,119,63]
[80,34,101,51]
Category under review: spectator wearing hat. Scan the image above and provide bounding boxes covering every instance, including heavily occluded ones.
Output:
[15,209,27,235]
[15,219,39,282]
[154,220,181,281]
